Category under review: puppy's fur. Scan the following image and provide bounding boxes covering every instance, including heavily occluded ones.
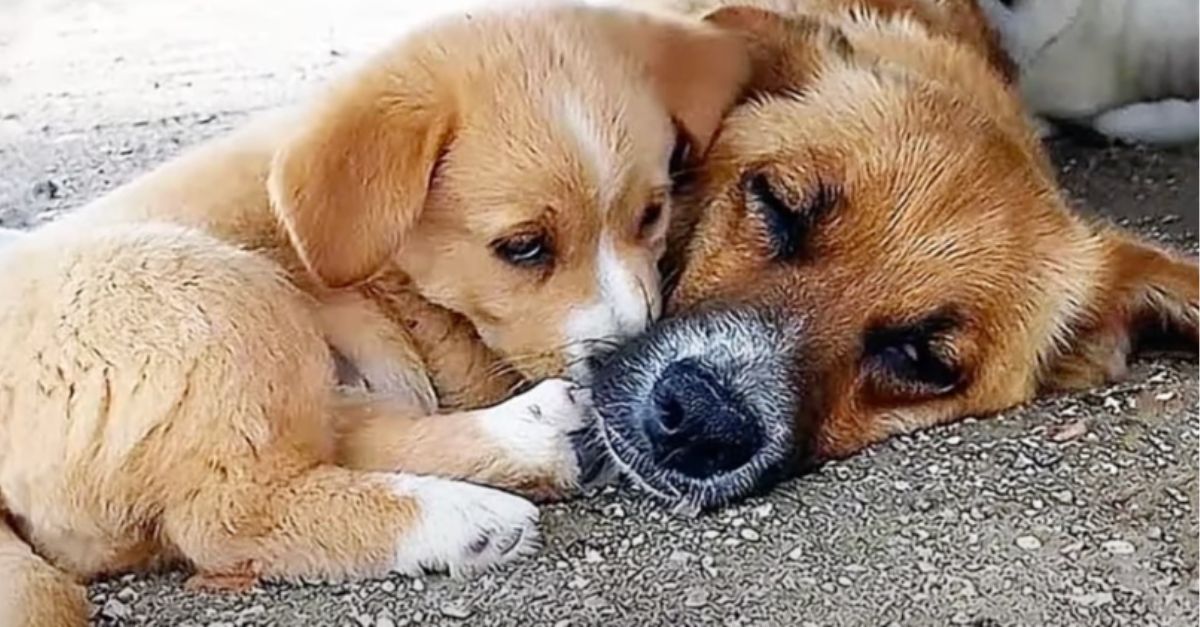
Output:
[591,0,1198,509]
[977,0,1199,144]
[0,4,749,624]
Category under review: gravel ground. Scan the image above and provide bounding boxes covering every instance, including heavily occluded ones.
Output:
[1,1,1197,625]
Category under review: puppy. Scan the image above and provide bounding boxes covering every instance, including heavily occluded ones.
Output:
[977,0,1199,144]
[590,0,1199,510]
[0,3,749,624]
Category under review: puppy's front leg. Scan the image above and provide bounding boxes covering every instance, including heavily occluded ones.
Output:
[316,292,439,412]
[335,380,590,502]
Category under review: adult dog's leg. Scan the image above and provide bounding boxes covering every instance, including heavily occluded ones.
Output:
[0,516,89,627]
[333,380,588,502]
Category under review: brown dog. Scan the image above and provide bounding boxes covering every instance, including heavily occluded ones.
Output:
[0,4,750,624]
[590,0,1198,510]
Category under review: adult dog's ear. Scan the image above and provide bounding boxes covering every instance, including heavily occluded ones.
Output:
[701,5,853,95]
[269,64,453,288]
[1045,230,1199,390]
[599,9,751,159]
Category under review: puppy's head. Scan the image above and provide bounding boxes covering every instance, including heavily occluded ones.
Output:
[591,4,1198,510]
[269,4,748,382]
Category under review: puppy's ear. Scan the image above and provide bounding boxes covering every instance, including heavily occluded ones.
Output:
[1045,230,1198,390]
[605,10,751,157]
[702,6,853,95]
[269,67,453,288]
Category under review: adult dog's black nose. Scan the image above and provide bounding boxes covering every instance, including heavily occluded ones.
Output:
[644,360,764,478]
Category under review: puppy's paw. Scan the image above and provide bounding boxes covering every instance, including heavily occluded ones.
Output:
[388,475,540,578]
[477,378,593,501]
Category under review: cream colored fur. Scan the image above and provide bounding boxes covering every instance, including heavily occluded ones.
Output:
[0,3,749,624]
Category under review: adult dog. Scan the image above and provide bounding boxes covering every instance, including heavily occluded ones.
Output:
[591,0,1198,510]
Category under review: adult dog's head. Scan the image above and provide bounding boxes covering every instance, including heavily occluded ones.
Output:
[269,4,749,383]
[592,0,1199,510]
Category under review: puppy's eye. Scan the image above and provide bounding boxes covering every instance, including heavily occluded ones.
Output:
[864,316,962,395]
[744,173,837,261]
[639,203,664,238]
[492,232,552,268]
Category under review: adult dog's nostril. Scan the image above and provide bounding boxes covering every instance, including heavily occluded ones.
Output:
[644,360,764,478]
[657,397,685,433]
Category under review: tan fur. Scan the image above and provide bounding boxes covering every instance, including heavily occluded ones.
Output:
[0,518,89,627]
[0,4,750,624]
[656,0,1198,458]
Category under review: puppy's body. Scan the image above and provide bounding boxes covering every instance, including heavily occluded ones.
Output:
[977,0,1199,144]
[592,0,1198,509]
[0,4,749,624]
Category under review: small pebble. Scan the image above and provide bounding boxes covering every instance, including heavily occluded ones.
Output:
[101,599,131,621]
[582,595,609,610]
[753,503,774,519]
[1049,420,1088,442]
[1069,591,1114,607]
[1016,535,1042,550]
[683,588,709,608]
[740,528,761,541]
[1102,540,1135,555]
[669,550,696,564]
[1059,541,1084,555]
[440,602,474,619]
[787,546,805,561]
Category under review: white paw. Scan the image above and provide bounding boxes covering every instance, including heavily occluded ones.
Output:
[387,474,540,578]
[476,379,592,491]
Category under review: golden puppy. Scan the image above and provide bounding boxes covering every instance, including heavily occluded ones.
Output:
[590,0,1198,510]
[0,3,749,624]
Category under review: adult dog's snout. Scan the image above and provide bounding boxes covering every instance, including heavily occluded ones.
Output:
[645,360,763,478]
[591,307,802,509]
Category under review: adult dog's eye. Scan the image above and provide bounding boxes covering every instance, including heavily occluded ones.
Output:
[864,315,962,395]
[493,232,552,267]
[744,173,837,260]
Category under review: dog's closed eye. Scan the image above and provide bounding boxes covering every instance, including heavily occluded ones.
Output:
[744,173,838,261]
